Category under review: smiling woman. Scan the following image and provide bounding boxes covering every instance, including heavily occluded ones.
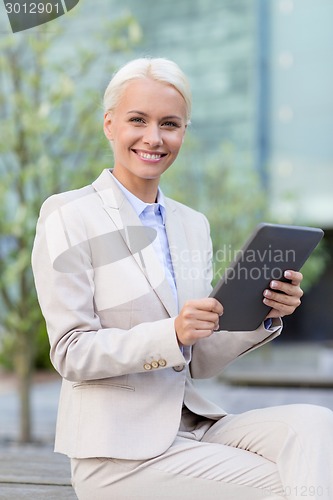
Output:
[103,76,188,202]
[31,57,333,500]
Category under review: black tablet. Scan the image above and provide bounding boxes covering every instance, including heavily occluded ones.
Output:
[210,223,324,331]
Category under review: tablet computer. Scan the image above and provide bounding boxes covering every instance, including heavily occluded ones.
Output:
[210,223,324,331]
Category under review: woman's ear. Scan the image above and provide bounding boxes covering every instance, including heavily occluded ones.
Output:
[182,124,187,143]
[103,112,114,141]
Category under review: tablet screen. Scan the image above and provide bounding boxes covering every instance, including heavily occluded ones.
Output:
[210,223,324,331]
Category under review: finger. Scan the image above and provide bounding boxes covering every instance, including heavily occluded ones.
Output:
[265,302,296,318]
[186,298,223,316]
[263,290,302,315]
[268,280,304,298]
[183,308,221,325]
[264,294,301,310]
[214,319,220,331]
[264,287,302,306]
[195,320,219,331]
[203,297,223,315]
[284,270,303,286]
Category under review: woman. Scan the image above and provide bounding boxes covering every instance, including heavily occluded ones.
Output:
[32,58,333,499]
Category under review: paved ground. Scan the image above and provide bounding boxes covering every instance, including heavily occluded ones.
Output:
[1,342,333,499]
[0,444,76,500]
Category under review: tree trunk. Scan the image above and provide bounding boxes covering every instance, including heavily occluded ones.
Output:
[14,334,34,443]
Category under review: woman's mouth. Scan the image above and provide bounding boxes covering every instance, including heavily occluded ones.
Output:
[132,149,167,161]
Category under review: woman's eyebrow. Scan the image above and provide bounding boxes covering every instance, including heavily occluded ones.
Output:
[127,110,183,121]
[127,110,147,116]
[162,115,183,121]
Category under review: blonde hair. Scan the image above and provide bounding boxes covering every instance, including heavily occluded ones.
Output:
[103,57,192,124]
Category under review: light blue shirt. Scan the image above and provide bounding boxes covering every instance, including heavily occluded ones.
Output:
[111,173,178,309]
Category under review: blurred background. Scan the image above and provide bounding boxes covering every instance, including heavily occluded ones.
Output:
[0,0,332,448]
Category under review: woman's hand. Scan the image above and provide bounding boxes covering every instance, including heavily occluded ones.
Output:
[264,270,304,319]
[174,298,223,346]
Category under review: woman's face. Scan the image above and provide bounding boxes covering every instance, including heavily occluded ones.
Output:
[104,78,187,191]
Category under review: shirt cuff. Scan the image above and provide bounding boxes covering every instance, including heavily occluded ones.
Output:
[180,345,192,364]
[264,318,273,330]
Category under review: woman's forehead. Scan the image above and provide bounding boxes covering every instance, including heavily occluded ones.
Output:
[117,78,187,117]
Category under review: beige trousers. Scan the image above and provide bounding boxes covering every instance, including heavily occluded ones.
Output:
[71,404,333,500]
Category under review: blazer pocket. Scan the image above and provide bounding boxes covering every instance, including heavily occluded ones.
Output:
[72,378,135,391]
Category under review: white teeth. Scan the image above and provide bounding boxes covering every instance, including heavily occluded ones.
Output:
[138,152,162,160]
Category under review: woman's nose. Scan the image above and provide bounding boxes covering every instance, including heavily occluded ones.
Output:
[143,124,163,147]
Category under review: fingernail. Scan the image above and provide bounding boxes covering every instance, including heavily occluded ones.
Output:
[284,271,292,278]
[270,281,278,289]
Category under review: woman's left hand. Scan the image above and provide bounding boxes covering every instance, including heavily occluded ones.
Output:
[264,270,304,319]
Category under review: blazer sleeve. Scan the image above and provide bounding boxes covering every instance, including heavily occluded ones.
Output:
[190,320,282,379]
[31,193,186,382]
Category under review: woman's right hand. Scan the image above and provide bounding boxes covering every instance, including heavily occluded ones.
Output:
[174,298,223,346]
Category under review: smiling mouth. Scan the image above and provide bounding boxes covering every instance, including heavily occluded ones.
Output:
[132,149,167,161]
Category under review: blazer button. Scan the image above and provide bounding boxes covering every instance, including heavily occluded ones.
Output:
[151,361,159,369]
[173,364,185,372]
[144,363,152,371]
[158,359,167,367]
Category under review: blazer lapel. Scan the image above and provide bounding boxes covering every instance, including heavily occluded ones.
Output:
[92,170,178,317]
[165,199,194,310]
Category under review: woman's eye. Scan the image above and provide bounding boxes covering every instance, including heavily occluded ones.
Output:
[130,117,145,124]
[163,121,179,128]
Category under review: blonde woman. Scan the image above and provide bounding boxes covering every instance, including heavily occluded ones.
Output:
[32,58,333,500]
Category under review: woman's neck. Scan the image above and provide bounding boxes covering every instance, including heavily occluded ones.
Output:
[112,170,159,203]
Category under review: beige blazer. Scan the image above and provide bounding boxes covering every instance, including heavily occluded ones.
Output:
[31,169,281,460]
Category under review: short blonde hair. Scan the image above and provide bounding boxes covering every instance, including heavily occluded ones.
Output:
[103,57,192,124]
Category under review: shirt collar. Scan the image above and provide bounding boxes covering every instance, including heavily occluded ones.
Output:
[110,171,167,224]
